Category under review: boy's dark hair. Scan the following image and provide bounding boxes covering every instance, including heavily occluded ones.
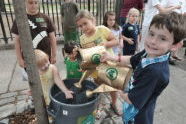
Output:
[64,42,76,54]
[103,11,120,30]
[150,12,186,44]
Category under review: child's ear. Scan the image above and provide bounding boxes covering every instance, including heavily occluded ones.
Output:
[170,41,183,52]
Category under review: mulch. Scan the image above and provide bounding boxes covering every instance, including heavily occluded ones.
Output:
[9,109,37,124]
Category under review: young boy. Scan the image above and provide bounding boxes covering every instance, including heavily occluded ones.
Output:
[101,12,186,124]
[122,8,140,55]
[11,0,57,80]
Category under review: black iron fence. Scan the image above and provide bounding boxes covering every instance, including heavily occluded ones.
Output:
[0,0,116,44]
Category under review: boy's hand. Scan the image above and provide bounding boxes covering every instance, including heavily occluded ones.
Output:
[101,52,117,62]
[100,52,109,62]
[126,38,134,45]
[64,90,74,99]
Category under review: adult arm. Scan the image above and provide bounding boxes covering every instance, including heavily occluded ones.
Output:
[49,32,57,64]
[13,33,25,68]
[155,4,181,14]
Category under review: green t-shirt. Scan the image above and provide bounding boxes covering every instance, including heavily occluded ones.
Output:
[64,57,82,79]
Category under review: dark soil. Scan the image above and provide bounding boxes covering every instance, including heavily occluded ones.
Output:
[9,109,37,124]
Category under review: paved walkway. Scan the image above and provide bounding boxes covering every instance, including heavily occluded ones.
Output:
[0,44,186,124]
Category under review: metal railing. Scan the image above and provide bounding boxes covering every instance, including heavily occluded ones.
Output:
[0,0,116,44]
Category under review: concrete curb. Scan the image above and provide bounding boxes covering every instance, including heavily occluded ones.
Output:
[0,44,14,50]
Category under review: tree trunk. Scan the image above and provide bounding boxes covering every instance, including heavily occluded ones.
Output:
[12,0,49,124]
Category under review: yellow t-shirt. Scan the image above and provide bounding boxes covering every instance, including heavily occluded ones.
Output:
[40,65,54,105]
[80,25,114,78]
[80,25,114,54]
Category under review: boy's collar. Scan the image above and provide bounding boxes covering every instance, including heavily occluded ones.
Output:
[141,52,170,68]
[128,22,135,25]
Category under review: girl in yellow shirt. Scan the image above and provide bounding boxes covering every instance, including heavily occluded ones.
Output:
[76,10,122,115]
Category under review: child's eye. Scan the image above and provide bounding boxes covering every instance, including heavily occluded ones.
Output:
[160,37,166,41]
[78,25,82,28]
[149,32,154,36]
[158,35,167,41]
[83,22,87,25]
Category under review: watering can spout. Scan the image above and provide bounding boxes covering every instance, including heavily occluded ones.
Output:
[86,84,119,97]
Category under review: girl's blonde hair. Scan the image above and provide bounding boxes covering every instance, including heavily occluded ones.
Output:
[126,8,140,23]
[34,49,49,67]
[127,8,140,16]
[76,10,95,22]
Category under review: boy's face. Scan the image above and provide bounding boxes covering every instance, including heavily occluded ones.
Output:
[77,18,95,36]
[128,12,139,24]
[144,25,177,57]
[26,0,39,15]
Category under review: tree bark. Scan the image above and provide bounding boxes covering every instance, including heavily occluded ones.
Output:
[12,0,49,124]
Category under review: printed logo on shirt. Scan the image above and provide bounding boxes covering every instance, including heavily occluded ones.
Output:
[128,26,134,31]
[91,54,101,64]
[36,18,44,22]
[28,20,37,29]
[93,37,102,45]
[106,68,118,80]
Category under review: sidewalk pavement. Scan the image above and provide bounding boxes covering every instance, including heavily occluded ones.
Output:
[0,44,186,124]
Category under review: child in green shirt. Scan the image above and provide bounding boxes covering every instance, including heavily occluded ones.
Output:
[64,42,82,79]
